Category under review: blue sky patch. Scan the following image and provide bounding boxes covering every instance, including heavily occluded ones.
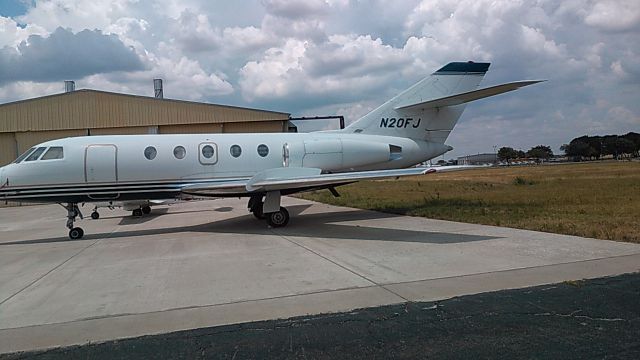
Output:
[0,0,30,18]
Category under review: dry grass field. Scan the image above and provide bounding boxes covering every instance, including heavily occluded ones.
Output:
[300,161,640,243]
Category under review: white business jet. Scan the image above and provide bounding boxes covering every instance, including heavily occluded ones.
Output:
[0,62,541,239]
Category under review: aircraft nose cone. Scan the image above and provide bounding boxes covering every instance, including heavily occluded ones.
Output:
[0,166,6,187]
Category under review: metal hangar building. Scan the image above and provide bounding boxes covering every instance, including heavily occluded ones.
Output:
[0,84,290,166]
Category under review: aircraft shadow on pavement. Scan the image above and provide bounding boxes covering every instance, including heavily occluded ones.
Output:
[0,204,500,246]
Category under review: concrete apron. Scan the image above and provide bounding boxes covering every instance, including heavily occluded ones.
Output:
[1,197,639,353]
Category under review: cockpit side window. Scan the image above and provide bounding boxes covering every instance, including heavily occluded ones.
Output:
[14,147,36,163]
[24,147,47,162]
[41,146,64,160]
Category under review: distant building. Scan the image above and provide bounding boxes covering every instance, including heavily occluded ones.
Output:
[457,153,497,165]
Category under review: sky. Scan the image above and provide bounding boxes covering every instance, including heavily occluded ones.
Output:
[0,0,638,158]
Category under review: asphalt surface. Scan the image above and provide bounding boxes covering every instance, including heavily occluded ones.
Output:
[4,272,639,359]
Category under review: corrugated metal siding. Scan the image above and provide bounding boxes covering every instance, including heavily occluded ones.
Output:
[90,126,155,135]
[0,90,289,132]
[0,133,17,165]
[159,124,224,134]
[15,129,87,153]
[223,121,284,133]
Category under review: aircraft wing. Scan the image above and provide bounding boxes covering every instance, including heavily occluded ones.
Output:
[180,165,485,196]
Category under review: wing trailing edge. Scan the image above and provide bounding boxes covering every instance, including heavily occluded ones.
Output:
[180,165,487,196]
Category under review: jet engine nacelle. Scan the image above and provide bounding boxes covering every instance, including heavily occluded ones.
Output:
[284,139,395,171]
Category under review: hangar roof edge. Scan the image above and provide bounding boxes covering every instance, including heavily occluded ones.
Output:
[0,89,290,116]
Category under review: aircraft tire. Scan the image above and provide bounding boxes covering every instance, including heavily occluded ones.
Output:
[91,211,100,220]
[266,207,289,228]
[252,203,265,219]
[69,227,84,240]
[132,209,143,217]
[142,206,151,214]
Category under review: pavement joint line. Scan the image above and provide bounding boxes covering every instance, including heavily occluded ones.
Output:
[0,226,119,307]
[273,230,411,302]
[0,284,385,331]
[378,252,640,287]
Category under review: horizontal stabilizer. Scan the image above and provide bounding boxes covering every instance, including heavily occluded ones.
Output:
[395,80,544,111]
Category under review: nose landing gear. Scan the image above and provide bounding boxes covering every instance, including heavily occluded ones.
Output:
[64,203,84,239]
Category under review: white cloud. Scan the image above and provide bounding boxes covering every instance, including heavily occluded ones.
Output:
[0,16,47,48]
[585,0,640,32]
[0,0,637,157]
[238,34,415,104]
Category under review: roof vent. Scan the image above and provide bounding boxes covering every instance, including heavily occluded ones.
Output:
[153,78,163,99]
[64,81,75,92]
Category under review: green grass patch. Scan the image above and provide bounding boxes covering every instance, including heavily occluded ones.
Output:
[299,161,640,243]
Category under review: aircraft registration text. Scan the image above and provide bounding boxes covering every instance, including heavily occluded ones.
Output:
[380,118,421,128]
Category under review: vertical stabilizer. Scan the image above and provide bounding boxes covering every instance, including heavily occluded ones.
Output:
[343,62,490,143]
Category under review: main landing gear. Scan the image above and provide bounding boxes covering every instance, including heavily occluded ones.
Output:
[131,205,151,217]
[248,192,290,228]
[64,203,84,240]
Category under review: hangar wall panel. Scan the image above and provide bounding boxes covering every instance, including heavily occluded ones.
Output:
[223,121,284,133]
[0,133,17,165]
[159,124,224,134]
[15,130,87,154]
[90,126,155,135]
[0,90,289,133]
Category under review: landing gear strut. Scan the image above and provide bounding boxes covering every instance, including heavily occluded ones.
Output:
[64,203,84,239]
[254,191,291,228]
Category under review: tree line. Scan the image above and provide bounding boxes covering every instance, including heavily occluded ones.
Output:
[560,132,640,160]
[498,145,553,161]
[497,132,639,161]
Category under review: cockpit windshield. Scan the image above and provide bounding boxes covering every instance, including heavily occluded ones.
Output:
[13,146,65,163]
[24,147,47,162]
[14,147,35,163]
[41,146,64,160]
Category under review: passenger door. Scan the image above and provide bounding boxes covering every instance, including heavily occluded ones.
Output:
[85,145,117,182]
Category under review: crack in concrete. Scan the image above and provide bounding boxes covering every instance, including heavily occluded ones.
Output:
[533,310,627,322]
[273,231,411,303]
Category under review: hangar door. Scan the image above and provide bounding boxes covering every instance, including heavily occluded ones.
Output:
[85,145,117,182]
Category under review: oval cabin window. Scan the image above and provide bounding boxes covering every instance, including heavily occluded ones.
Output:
[144,146,157,160]
[230,145,242,158]
[173,146,186,159]
[257,144,269,157]
[202,145,215,158]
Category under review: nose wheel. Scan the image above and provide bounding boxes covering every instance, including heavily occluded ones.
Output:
[69,227,84,239]
[63,203,84,239]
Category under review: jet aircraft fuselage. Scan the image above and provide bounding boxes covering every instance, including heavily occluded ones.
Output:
[0,61,542,239]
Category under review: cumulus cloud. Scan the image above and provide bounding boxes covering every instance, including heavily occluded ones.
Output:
[0,16,47,48]
[261,0,334,19]
[0,27,144,85]
[584,0,640,32]
[0,0,638,157]
[238,34,414,109]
